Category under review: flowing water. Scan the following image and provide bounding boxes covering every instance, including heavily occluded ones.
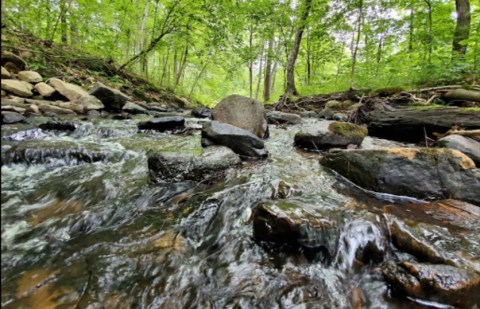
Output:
[1,115,478,308]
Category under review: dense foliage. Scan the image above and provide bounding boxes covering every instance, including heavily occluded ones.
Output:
[2,0,478,105]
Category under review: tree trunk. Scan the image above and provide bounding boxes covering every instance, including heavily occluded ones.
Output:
[60,0,68,44]
[255,43,265,100]
[271,60,278,96]
[424,0,433,64]
[189,63,208,100]
[306,28,311,85]
[175,44,188,87]
[249,25,253,98]
[263,38,274,102]
[349,0,363,90]
[285,0,312,96]
[452,0,471,58]
[408,2,414,53]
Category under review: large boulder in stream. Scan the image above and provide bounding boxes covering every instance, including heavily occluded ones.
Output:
[191,107,211,119]
[147,145,241,183]
[294,121,367,150]
[212,94,268,138]
[138,116,185,132]
[48,78,89,101]
[382,261,480,308]
[201,121,267,159]
[89,82,131,111]
[320,148,480,205]
[437,134,480,165]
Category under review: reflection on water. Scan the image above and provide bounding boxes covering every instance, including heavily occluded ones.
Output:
[1,116,478,308]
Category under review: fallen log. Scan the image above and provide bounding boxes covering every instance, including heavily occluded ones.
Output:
[443,89,480,103]
[365,107,480,143]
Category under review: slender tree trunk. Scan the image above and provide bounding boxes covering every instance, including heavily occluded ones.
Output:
[255,44,264,100]
[44,0,52,40]
[249,25,253,98]
[175,44,188,87]
[349,0,363,90]
[68,0,78,46]
[189,63,208,100]
[271,60,278,96]
[264,38,274,102]
[161,45,170,84]
[60,0,68,44]
[424,0,433,64]
[375,37,383,76]
[306,28,311,85]
[285,0,312,95]
[452,0,471,58]
[409,3,414,53]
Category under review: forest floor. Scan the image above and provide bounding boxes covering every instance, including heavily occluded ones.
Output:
[1,27,194,109]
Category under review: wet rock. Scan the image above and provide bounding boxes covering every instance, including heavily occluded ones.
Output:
[112,114,131,120]
[382,261,480,307]
[299,111,318,118]
[1,105,26,114]
[1,96,26,106]
[318,107,334,119]
[1,111,26,124]
[74,94,104,111]
[86,110,101,116]
[1,79,33,97]
[148,145,241,183]
[295,121,367,151]
[191,107,211,118]
[48,78,89,101]
[4,128,48,141]
[253,201,342,262]
[122,101,148,114]
[437,134,480,165]
[1,66,11,78]
[18,70,43,83]
[320,148,480,205]
[39,120,76,132]
[89,82,130,111]
[332,113,348,122]
[138,116,185,132]
[34,82,56,97]
[201,121,267,159]
[266,111,302,125]
[2,140,107,165]
[335,220,385,269]
[212,94,268,138]
[383,200,480,271]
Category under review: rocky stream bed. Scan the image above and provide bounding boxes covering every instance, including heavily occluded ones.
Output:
[1,108,480,308]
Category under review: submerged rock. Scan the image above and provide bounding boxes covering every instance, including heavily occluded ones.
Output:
[138,116,185,132]
[295,121,367,150]
[382,261,480,307]
[212,94,268,138]
[2,140,108,165]
[320,148,480,205]
[148,145,241,183]
[39,120,76,132]
[266,111,302,125]
[201,121,267,159]
[437,134,480,165]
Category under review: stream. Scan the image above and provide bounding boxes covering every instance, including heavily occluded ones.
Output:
[1,114,479,308]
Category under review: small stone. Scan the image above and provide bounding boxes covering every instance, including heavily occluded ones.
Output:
[18,71,43,83]
[34,82,56,97]
[1,111,26,124]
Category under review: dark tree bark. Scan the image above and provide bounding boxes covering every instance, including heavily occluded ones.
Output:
[285,0,312,96]
[60,0,68,44]
[263,38,273,102]
[452,0,471,58]
[424,0,433,64]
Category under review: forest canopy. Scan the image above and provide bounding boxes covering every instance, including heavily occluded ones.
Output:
[2,0,478,105]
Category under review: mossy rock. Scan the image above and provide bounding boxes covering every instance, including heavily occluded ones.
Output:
[328,122,368,140]
[372,86,405,97]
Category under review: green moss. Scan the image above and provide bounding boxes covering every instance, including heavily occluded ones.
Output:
[329,121,368,139]
[410,104,445,110]
[372,86,405,96]
[464,107,480,112]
